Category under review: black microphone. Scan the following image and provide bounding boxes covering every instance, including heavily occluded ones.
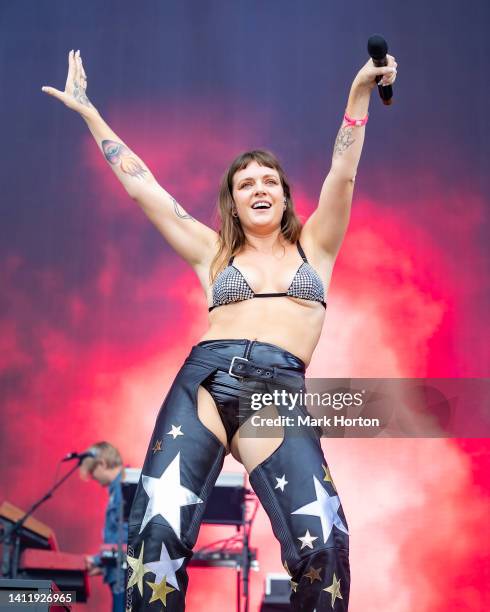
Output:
[62,450,97,463]
[367,34,393,106]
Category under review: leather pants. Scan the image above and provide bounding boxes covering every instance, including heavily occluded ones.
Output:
[126,340,350,611]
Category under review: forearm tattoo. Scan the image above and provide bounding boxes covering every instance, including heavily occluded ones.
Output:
[172,197,195,221]
[102,140,148,179]
[73,80,92,108]
[333,126,355,156]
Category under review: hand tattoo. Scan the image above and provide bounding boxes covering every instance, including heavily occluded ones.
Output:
[102,140,148,179]
[172,197,195,221]
[333,126,355,156]
[73,80,92,108]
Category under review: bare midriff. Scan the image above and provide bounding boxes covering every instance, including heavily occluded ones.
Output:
[199,296,326,367]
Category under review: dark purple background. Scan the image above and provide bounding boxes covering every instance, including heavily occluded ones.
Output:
[1,1,489,610]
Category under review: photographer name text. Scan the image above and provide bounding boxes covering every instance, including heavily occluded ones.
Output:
[250,414,380,428]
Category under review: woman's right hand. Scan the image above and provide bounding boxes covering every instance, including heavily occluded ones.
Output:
[42,50,97,117]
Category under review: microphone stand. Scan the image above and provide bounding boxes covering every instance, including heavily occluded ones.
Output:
[0,460,82,577]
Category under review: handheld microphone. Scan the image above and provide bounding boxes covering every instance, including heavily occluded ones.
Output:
[367,34,393,106]
[62,450,97,462]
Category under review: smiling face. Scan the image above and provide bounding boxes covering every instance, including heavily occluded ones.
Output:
[231,161,286,232]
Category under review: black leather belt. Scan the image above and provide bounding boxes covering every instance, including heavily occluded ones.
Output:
[228,355,274,379]
[187,345,304,389]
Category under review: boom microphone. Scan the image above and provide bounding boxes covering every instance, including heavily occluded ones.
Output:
[62,450,97,462]
[367,34,393,105]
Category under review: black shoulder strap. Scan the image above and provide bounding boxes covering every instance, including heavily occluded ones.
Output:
[296,241,308,263]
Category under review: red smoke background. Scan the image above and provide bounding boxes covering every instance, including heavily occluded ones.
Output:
[1,106,488,611]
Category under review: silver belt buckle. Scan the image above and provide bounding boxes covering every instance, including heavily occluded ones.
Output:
[229,356,249,379]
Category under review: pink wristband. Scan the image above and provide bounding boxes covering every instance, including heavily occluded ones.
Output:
[343,112,369,127]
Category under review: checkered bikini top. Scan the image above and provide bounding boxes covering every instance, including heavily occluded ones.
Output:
[209,241,326,312]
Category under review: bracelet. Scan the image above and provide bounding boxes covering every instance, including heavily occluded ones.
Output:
[343,112,369,127]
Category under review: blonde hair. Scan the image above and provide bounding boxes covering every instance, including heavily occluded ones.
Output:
[210,150,302,284]
[80,441,123,477]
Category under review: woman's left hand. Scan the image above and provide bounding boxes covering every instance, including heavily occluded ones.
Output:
[353,54,398,91]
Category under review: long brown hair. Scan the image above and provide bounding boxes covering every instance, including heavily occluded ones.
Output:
[210,150,303,283]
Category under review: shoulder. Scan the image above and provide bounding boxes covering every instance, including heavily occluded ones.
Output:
[193,239,230,293]
[297,232,335,272]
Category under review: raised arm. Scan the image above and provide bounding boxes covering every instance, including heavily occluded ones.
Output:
[42,50,218,268]
[301,55,397,258]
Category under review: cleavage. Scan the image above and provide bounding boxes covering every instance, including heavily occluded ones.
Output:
[232,255,302,294]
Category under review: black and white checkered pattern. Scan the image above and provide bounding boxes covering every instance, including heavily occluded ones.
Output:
[287,262,325,303]
[212,265,254,307]
[212,262,326,308]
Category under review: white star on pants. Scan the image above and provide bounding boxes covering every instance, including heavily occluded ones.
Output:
[292,476,349,543]
[145,541,185,591]
[167,424,184,439]
[274,474,288,492]
[298,529,318,550]
[140,452,203,538]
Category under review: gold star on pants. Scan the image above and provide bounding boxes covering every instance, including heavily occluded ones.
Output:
[127,542,151,596]
[152,439,163,453]
[147,577,175,606]
[322,464,337,492]
[304,566,322,583]
[323,572,343,608]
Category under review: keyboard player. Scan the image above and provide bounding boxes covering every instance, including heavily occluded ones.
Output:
[80,442,128,612]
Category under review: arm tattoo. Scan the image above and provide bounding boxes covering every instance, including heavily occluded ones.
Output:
[73,80,93,108]
[101,139,148,179]
[172,197,195,221]
[333,126,355,156]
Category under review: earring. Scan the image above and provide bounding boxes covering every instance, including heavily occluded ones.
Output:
[232,209,238,218]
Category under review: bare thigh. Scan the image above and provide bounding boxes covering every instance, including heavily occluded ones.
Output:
[230,404,284,473]
[197,385,230,454]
